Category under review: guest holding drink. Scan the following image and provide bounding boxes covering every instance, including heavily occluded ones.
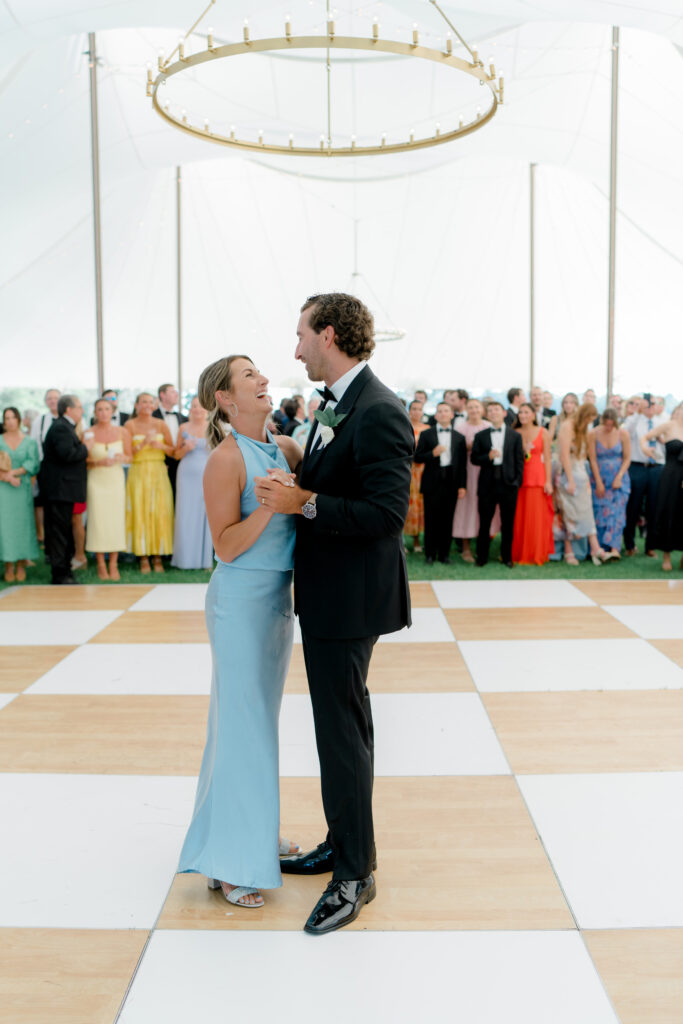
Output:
[172,396,214,569]
[85,398,131,580]
[0,408,40,582]
[124,393,175,573]
[556,404,609,566]
[453,398,498,563]
[587,408,631,560]
[640,404,683,572]
[404,400,429,554]
[511,404,554,565]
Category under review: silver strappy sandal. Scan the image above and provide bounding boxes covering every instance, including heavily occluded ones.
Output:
[279,837,301,858]
[207,878,264,908]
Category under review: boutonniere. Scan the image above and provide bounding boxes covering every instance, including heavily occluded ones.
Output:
[314,407,347,446]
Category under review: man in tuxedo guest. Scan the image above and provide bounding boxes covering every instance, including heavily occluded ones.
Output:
[254,292,413,935]
[91,389,129,427]
[530,386,555,429]
[505,387,527,426]
[415,401,467,564]
[41,395,88,585]
[471,400,524,568]
[153,383,187,496]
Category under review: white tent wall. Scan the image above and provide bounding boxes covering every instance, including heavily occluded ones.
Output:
[2,7,683,397]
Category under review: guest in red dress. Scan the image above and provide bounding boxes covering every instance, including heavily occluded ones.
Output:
[511,403,554,565]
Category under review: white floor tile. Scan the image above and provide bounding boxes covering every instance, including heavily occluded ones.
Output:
[0,694,18,711]
[379,607,455,643]
[603,605,683,639]
[432,580,595,609]
[459,638,683,692]
[25,644,212,695]
[0,774,197,927]
[279,693,509,776]
[129,584,209,611]
[0,610,122,646]
[119,930,619,1024]
[519,773,683,928]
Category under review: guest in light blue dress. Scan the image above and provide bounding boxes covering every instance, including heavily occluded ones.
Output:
[587,409,631,557]
[178,355,300,909]
[171,398,213,569]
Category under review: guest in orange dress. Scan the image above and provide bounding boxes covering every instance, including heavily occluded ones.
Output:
[511,403,554,565]
[404,400,429,553]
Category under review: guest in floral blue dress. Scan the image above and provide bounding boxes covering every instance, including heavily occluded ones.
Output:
[587,407,632,559]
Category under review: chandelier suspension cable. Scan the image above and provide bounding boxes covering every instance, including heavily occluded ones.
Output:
[165,0,216,66]
[326,0,332,149]
[428,0,475,61]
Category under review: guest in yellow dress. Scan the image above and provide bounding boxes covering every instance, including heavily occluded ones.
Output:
[124,392,175,573]
[84,398,132,580]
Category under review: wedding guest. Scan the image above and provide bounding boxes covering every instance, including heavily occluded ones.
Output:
[548,392,579,444]
[608,394,624,421]
[90,389,129,427]
[471,400,524,567]
[542,391,557,417]
[415,401,467,564]
[511,404,554,565]
[453,398,497,563]
[283,398,305,437]
[125,393,175,573]
[530,386,555,429]
[623,395,667,556]
[84,398,131,580]
[587,408,631,560]
[556,404,609,565]
[22,408,39,434]
[30,387,61,543]
[505,387,527,426]
[450,389,469,422]
[624,395,639,418]
[639,404,683,571]
[292,395,320,447]
[272,398,289,431]
[0,408,40,582]
[71,412,88,572]
[41,394,88,585]
[404,400,429,554]
[172,397,213,569]
[153,383,187,496]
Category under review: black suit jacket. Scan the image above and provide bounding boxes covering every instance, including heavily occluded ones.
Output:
[152,408,188,430]
[40,417,88,503]
[295,365,414,640]
[471,426,524,492]
[414,426,467,495]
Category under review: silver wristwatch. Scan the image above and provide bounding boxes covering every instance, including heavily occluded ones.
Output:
[301,493,318,519]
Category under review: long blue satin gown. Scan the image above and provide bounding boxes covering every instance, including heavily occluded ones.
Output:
[177,428,295,889]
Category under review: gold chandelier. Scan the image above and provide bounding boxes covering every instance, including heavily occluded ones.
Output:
[147,0,504,158]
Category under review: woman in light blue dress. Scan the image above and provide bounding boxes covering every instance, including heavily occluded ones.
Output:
[178,356,303,909]
[171,397,214,569]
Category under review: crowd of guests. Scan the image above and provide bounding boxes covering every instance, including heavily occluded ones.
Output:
[406,386,683,570]
[1,381,681,584]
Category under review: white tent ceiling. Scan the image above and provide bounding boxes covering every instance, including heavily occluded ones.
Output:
[2,0,683,396]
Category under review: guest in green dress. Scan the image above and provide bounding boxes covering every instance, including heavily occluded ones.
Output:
[0,407,40,583]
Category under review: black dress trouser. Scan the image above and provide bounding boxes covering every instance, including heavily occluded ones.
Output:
[477,476,520,565]
[301,630,378,881]
[624,462,663,550]
[44,500,74,582]
[423,472,458,561]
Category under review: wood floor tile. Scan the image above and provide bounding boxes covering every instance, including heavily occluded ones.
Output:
[445,606,636,640]
[573,580,683,605]
[0,646,76,692]
[584,929,683,1024]
[284,643,474,694]
[408,582,439,607]
[483,691,683,773]
[158,777,573,931]
[0,928,148,1024]
[0,585,153,611]
[89,611,208,643]
[649,640,683,669]
[0,695,207,773]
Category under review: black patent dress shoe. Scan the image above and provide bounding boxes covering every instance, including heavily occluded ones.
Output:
[280,839,377,875]
[304,876,376,936]
[425,556,435,565]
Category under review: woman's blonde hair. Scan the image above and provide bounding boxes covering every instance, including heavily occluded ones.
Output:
[573,403,598,457]
[198,355,252,450]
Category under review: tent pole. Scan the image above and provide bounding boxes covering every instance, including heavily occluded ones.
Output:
[88,32,104,394]
[176,166,182,396]
[529,162,536,395]
[607,26,619,400]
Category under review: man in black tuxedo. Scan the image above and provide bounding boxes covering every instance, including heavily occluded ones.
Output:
[471,400,524,568]
[414,403,467,564]
[254,293,413,936]
[41,394,88,585]
[153,383,187,496]
[530,386,555,429]
[505,387,526,426]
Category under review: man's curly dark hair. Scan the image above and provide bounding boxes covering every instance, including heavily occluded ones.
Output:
[301,293,375,361]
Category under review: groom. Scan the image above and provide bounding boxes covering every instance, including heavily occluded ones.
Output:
[254,293,413,935]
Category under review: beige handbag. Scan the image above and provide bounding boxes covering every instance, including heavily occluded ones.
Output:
[0,450,11,473]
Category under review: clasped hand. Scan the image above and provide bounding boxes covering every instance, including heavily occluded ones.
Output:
[253,468,310,514]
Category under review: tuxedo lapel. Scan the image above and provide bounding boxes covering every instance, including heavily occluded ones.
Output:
[303,364,372,468]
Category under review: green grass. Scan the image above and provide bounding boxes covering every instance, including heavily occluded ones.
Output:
[0,534,679,591]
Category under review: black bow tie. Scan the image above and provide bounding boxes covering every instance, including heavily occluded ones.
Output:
[317,386,337,405]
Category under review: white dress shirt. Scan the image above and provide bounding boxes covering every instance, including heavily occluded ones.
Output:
[310,361,366,451]
[490,424,506,466]
[624,412,667,465]
[436,426,452,467]
[30,411,57,460]
[159,408,180,444]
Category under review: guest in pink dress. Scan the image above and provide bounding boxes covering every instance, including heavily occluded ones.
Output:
[453,399,500,563]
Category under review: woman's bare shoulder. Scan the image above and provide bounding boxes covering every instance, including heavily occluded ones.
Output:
[274,434,303,468]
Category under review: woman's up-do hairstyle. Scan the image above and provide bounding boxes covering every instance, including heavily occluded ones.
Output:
[198,355,252,450]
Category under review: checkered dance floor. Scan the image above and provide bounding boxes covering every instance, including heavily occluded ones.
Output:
[1,580,682,1023]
